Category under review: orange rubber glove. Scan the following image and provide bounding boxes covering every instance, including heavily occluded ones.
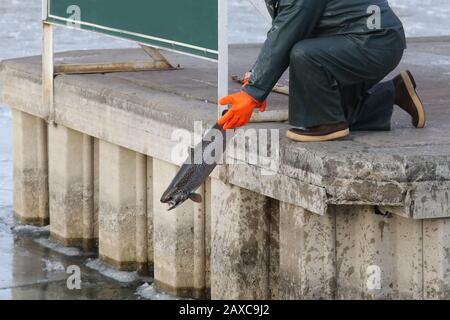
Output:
[242,71,252,85]
[218,91,266,130]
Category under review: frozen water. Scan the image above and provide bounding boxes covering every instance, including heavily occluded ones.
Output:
[85,259,140,283]
[230,0,450,43]
[34,238,84,257]
[42,259,65,273]
[12,225,50,237]
[135,283,180,300]
[389,0,450,37]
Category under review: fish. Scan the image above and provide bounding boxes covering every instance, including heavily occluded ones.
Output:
[160,119,228,211]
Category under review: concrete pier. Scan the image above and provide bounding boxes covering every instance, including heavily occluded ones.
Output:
[2,38,450,299]
[335,206,423,299]
[211,179,271,300]
[423,219,450,299]
[12,109,48,225]
[98,140,150,271]
[279,203,336,299]
[152,159,209,298]
[49,124,95,248]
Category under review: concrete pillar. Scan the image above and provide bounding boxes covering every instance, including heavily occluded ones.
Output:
[12,109,48,225]
[98,141,149,271]
[152,159,203,297]
[335,206,423,299]
[204,178,212,298]
[48,125,95,249]
[268,199,280,300]
[93,138,100,242]
[193,183,206,298]
[423,218,450,299]
[278,203,336,300]
[145,156,154,273]
[210,179,270,300]
[135,153,148,274]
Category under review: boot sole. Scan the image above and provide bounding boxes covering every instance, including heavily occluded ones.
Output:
[401,70,426,128]
[287,128,350,142]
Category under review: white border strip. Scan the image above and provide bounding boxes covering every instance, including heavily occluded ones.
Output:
[42,0,49,20]
[48,14,218,56]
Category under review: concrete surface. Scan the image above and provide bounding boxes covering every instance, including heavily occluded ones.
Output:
[152,159,205,298]
[11,109,48,225]
[2,39,450,300]
[335,206,423,299]
[98,141,150,272]
[49,124,95,249]
[211,178,272,300]
[2,41,450,218]
[279,202,336,299]
[423,218,450,299]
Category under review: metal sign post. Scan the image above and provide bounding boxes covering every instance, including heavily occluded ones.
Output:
[218,0,229,119]
[42,0,54,124]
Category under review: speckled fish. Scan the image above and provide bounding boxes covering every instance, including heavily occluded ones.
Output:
[160,120,228,211]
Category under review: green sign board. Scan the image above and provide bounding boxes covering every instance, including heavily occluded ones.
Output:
[45,0,218,60]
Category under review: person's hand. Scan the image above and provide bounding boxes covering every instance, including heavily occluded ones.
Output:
[218,91,266,130]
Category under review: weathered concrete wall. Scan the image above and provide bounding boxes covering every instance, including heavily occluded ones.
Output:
[98,140,151,272]
[211,179,272,300]
[335,206,423,299]
[279,203,336,299]
[4,47,450,218]
[423,218,450,299]
[2,43,450,299]
[278,205,450,299]
[268,198,280,300]
[146,156,154,273]
[152,159,210,297]
[12,109,48,225]
[49,124,96,249]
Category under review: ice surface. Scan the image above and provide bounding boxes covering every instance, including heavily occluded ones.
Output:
[390,0,450,38]
[12,225,50,238]
[85,259,139,283]
[34,238,83,257]
[135,283,180,300]
[229,0,450,43]
[42,259,65,273]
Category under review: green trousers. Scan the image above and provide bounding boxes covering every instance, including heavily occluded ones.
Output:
[288,34,404,130]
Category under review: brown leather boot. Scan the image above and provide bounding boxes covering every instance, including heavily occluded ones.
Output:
[287,122,349,142]
[393,70,426,128]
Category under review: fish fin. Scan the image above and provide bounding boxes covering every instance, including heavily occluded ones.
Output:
[189,193,203,203]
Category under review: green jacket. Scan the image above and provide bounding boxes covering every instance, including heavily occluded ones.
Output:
[244,0,406,101]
